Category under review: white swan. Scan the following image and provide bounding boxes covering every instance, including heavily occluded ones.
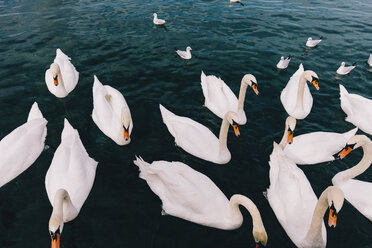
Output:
[45,119,98,247]
[159,104,240,164]
[368,51,372,67]
[153,13,166,25]
[332,135,372,221]
[92,75,133,145]
[339,84,372,135]
[175,46,192,60]
[45,49,79,98]
[268,118,345,248]
[201,71,258,125]
[276,56,291,69]
[280,64,319,119]
[336,62,356,75]
[0,102,47,188]
[283,128,358,165]
[133,156,267,246]
[306,37,322,48]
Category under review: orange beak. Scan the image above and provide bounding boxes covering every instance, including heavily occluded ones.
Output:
[233,124,240,137]
[252,84,259,95]
[53,76,59,86]
[312,79,319,90]
[123,128,130,141]
[51,233,60,248]
[337,146,353,159]
[328,208,337,228]
[255,242,263,248]
[288,130,293,144]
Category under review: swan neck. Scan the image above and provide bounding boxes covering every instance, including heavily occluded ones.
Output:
[296,73,307,108]
[50,189,70,225]
[237,81,249,111]
[219,116,230,152]
[278,123,289,149]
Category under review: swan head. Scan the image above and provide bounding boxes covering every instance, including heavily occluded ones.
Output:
[242,74,259,95]
[336,135,370,159]
[326,186,344,228]
[50,63,61,86]
[253,227,268,247]
[225,111,240,136]
[303,70,319,90]
[121,108,131,142]
[186,46,192,51]
[285,116,296,144]
[49,216,64,248]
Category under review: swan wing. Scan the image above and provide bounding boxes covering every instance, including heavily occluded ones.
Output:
[134,157,231,228]
[283,128,358,165]
[0,104,47,187]
[45,119,97,212]
[54,49,79,94]
[268,143,321,246]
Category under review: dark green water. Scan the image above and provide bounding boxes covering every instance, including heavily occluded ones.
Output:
[1,0,372,247]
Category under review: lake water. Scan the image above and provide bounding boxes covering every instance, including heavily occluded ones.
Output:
[1,0,372,247]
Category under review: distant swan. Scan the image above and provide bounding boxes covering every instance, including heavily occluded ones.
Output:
[153,13,165,25]
[175,46,192,60]
[159,104,240,164]
[92,75,133,145]
[336,62,356,75]
[276,56,291,69]
[306,37,322,48]
[134,156,267,246]
[0,102,47,188]
[201,71,258,125]
[332,135,372,221]
[45,49,79,98]
[280,64,319,119]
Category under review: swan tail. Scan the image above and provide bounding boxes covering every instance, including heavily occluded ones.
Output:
[93,75,104,92]
[56,48,71,61]
[27,102,44,121]
[133,156,155,179]
[159,104,175,124]
[352,62,357,66]
[61,118,78,140]
[200,71,209,104]
[339,84,353,115]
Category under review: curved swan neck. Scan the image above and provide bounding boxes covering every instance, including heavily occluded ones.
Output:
[296,73,307,108]
[278,122,289,149]
[49,189,76,228]
[219,117,230,152]
[237,81,249,111]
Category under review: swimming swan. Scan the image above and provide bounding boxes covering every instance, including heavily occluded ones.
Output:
[45,119,98,248]
[201,71,258,125]
[276,56,291,69]
[336,62,356,75]
[159,104,240,164]
[175,46,192,60]
[134,156,267,247]
[92,75,133,145]
[45,49,79,98]
[0,102,47,188]
[332,135,372,221]
[280,64,319,119]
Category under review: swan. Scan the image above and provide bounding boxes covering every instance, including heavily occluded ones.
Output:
[153,13,166,25]
[368,51,372,67]
[230,0,244,6]
[280,64,319,119]
[159,104,240,164]
[336,62,356,75]
[267,118,345,248]
[283,128,358,165]
[175,46,192,60]
[45,119,98,248]
[133,156,267,246]
[332,135,372,221]
[306,37,322,48]
[92,75,133,145]
[45,49,79,98]
[201,71,258,125]
[276,56,291,69]
[339,84,372,135]
[0,102,47,188]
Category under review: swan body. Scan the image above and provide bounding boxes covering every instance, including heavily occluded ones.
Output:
[92,75,133,145]
[336,62,356,75]
[45,49,79,98]
[283,128,358,165]
[306,37,322,48]
[339,84,372,135]
[276,56,291,69]
[280,64,319,119]
[332,135,372,221]
[46,119,98,247]
[159,104,240,164]
[368,51,372,67]
[0,102,47,188]
[175,46,192,60]
[134,156,267,246]
[153,13,166,25]
[201,71,258,125]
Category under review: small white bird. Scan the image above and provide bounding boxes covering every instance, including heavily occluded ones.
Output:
[175,46,192,60]
[306,37,322,48]
[368,51,372,67]
[230,0,244,6]
[153,13,165,25]
[276,55,291,69]
[336,62,357,75]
